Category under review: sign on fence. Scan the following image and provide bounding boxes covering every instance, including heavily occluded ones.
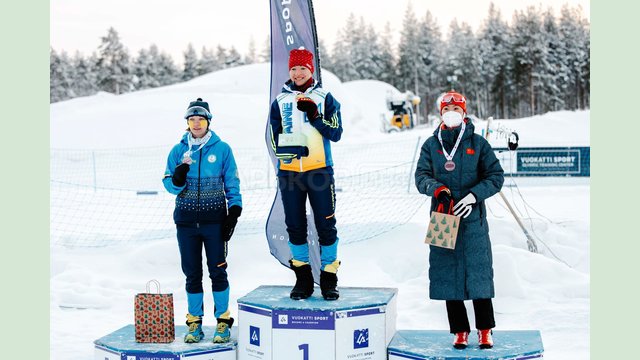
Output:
[493,147,590,177]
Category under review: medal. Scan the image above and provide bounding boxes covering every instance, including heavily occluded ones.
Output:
[438,121,466,172]
[444,160,456,171]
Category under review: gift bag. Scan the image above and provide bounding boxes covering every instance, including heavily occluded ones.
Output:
[425,200,461,249]
[134,279,175,343]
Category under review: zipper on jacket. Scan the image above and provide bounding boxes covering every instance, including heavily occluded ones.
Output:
[197,150,202,226]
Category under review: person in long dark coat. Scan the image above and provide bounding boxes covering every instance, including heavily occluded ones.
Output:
[415,90,504,350]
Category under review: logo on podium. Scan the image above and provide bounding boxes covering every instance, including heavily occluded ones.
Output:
[278,314,288,325]
[250,326,260,346]
[354,329,369,349]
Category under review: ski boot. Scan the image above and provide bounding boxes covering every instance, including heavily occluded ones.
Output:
[213,317,234,343]
[478,329,494,349]
[453,331,469,349]
[184,314,204,343]
[289,260,314,300]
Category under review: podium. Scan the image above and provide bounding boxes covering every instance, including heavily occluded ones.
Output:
[93,291,545,360]
[387,330,544,359]
[93,324,237,360]
[237,285,398,360]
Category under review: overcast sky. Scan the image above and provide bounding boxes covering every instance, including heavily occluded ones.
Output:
[50,0,589,63]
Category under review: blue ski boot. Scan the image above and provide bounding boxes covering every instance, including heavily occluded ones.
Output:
[184,314,204,343]
[213,317,234,343]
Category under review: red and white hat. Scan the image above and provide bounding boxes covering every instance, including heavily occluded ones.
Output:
[439,91,467,115]
[289,46,314,73]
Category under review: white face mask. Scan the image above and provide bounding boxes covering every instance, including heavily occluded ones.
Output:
[442,111,464,127]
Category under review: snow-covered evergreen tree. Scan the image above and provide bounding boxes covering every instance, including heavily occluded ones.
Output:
[539,8,565,113]
[226,46,244,68]
[260,35,271,63]
[445,20,483,116]
[580,20,590,109]
[396,3,420,92]
[510,6,546,117]
[132,48,159,90]
[317,38,330,74]
[216,45,229,69]
[478,3,512,118]
[198,46,220,75]
[331,13,359,81]
[153,45,180,86]
[377,22,397,86]
[95,27,133,95]
[182,43,199,81]
[245,37,257,64]
[72,51,98,97]
[414,10,444,115]
[50,48,75,102]
[559,5,590,110]
[350,18,381,80]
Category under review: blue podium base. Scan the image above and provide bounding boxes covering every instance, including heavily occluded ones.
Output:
[388,330,544,360]
[94,324,237,360]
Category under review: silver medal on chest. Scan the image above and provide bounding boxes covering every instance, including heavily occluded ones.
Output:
[444,160,456,171]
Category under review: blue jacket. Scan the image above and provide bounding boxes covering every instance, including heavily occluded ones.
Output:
[415,120,504,300]
[269,79,342,175]
[163,130,242,225]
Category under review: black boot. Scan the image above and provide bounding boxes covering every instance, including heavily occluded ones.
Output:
[320,270,339,300]
[289,261,314,300]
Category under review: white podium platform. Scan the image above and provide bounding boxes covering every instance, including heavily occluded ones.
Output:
[237,285,398,360]
[93,324,237,360]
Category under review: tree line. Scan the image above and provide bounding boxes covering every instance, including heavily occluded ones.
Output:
[50,27,265,103]
[51,3,589,119]
[322,3,589,119]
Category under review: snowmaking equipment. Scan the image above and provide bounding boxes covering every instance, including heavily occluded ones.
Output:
[383,91,421,132]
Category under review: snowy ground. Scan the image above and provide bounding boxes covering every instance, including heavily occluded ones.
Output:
[50,64,589,359]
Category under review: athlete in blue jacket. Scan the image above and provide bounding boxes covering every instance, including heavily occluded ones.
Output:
[269,47,343,300]
[163,98,242,344]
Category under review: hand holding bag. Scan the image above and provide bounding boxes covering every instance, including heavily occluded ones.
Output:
[425,198,461,249]
[134,279,175,343]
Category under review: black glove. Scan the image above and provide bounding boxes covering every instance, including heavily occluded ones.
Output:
[221,205,242,242]
[172,163,190,187]
[276,146,309,160]
[435,186,453,214]
[296,96,319,120]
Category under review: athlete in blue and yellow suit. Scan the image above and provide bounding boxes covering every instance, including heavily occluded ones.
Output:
[269,47,343,300]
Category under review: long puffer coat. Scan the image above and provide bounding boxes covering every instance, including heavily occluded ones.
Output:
[415,120,504,300]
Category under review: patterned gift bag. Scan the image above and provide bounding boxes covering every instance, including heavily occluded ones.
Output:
[134,279,175,343]
[425,211,460,250]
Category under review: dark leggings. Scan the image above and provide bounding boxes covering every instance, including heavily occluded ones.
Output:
[446,298,495,333]
[177,223,228,293]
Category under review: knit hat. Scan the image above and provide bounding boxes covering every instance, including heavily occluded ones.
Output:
[439,91,467,115]
[289,47,314,73]
[184,98,212,120]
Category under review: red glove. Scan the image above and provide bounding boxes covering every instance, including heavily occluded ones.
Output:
[434,186,453,214]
